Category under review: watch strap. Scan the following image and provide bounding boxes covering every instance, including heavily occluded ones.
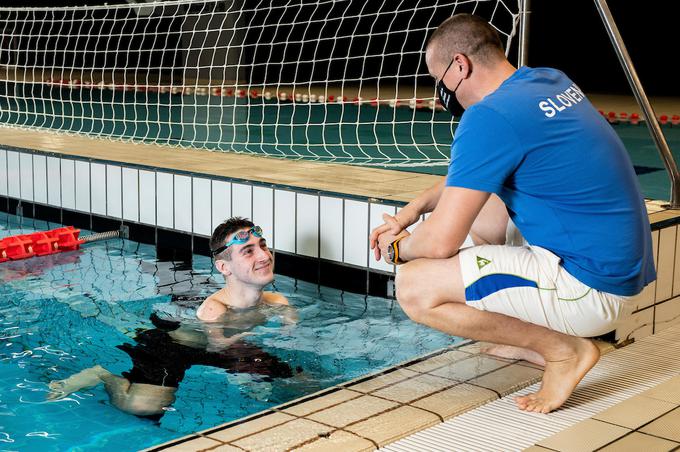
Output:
[391,237,404,265]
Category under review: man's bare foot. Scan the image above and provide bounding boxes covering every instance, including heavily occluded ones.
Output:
[481,343,546,366]
[47,365,108,400]
[515,338,600,413]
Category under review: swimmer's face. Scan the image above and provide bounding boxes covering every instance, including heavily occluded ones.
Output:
[217,227,274,287]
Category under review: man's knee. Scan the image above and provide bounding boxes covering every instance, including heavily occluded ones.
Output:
[395,262,427,322]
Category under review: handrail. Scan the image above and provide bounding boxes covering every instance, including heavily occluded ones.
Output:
[518,0,531,67]
[594,0,680,207]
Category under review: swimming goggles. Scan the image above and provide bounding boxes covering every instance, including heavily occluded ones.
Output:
[211,226,263,257]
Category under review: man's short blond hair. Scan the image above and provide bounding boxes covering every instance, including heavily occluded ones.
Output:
[427,14,505,67]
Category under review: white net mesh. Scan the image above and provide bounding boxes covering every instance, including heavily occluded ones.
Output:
[0,0,521,167]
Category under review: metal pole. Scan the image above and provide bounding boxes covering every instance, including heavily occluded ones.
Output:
[518,0,530,67]
[594,0,680,207]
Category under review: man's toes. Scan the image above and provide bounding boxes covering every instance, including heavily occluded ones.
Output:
[529,403,542,413]
[515,395,535,410]
[522,395,547,413]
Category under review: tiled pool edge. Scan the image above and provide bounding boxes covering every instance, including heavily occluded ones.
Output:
[145,340,618,451]
[384,325,680,451]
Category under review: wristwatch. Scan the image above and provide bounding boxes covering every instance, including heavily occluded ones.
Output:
[387,238,404,265]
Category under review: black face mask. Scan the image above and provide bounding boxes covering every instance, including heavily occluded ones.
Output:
[437,75,465,118]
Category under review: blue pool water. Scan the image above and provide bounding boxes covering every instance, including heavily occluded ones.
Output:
[0,213,458,451]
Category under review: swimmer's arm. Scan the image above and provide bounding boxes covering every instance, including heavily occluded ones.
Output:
[264,292,298,324]
[198,297,253,350]
[196,294,228,322]
[201,323,254,352]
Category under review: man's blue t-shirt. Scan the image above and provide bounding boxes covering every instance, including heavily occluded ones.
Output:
[446,66,656,296]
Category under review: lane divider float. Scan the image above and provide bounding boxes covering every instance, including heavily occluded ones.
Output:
[0,226,122,263]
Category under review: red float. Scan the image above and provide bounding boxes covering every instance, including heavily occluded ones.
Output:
[0,226,84,262]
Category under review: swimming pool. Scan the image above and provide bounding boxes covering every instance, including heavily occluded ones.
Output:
[0,212,458,451]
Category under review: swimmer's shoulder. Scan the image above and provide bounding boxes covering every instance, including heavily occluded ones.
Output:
[263,291,289,306]
[197,292,228,322]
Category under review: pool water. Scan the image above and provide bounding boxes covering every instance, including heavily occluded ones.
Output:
[0,213,458,451]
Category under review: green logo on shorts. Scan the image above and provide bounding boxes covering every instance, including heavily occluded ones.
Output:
[476,256,492,270]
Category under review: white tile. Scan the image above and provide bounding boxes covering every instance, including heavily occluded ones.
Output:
[33,155,47,204]
[106,165,122,218]
[0,149,6,196]
[122,168,139,222]
[369,203,396,272]
[7,151,20,198]
[656,226,676,302]
[19,153,33,201]
[90,163,107,216]
[630,283,656,312]
[75,160,90,213]
[156,172,173,228]
[60,159,75,209]
[252,186,273,245]
[174,175,192,233]
[47,157,61,206]
[139,170,156,226]
[274,189,296,253]
[344,199,369,267]
[296,193,319,258]
[647,229,659,305]
[615,306,654,342]
[211,180,231,230]
[655,296,680,333]
[673,227,680,298]
[232,183,252,219]
[320,196,343,262]
[192,177,212,236]
[653,228,660,264]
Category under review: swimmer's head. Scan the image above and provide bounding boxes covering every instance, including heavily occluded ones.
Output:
[210,217,274,287]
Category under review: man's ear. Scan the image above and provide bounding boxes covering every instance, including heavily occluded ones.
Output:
[215,259,232,276]
[454,53,472,78]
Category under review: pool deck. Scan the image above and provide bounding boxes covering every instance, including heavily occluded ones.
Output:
[385,324,680,452]
[2,94,680,451]
[1,92,679,205]
[146,325,680,452]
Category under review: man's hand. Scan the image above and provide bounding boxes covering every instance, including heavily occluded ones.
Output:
[377,229,410,265]
[206,331,256,352]
[370,212,416,261]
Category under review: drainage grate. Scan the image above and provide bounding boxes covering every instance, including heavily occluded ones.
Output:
[382,326,680,452]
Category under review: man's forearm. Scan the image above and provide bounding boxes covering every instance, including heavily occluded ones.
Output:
[397,178,446,225]
[398,219,464,262]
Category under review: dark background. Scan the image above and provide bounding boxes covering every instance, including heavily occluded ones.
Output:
[3,0,678,95]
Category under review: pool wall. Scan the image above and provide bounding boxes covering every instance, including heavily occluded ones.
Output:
[2,145,680,346]
[0,146,402,298]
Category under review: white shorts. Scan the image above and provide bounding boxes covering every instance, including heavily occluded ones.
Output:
[458,222,633,337]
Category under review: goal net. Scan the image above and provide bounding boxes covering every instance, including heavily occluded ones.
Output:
[0,0,521,167]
